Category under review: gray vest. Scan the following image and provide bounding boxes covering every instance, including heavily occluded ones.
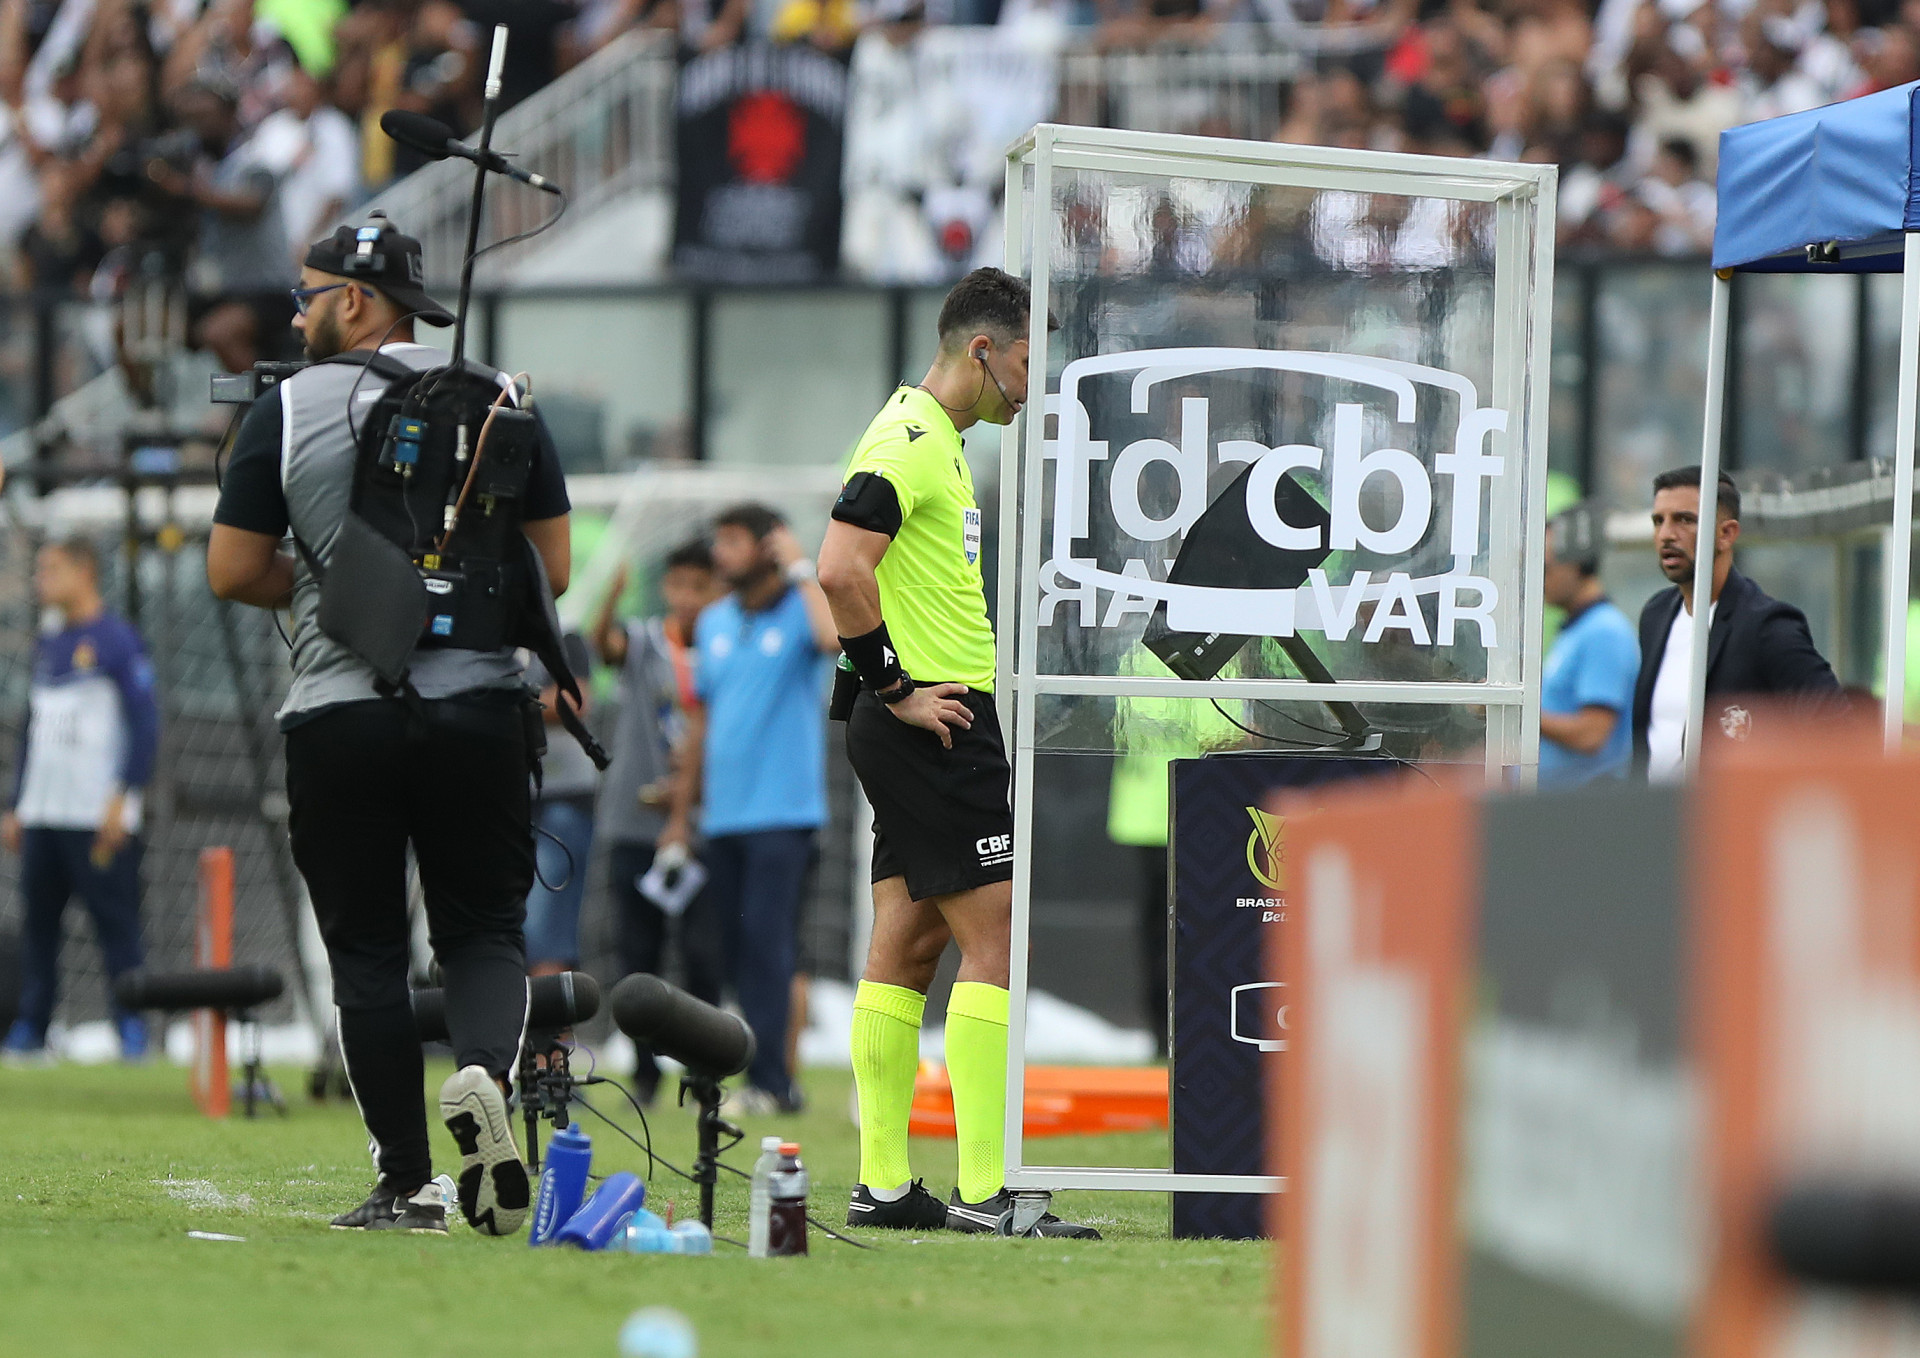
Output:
[275,342,524,724]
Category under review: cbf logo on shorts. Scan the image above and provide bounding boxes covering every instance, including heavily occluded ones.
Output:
[1038,349,1510,649]
[975,833,1012,867]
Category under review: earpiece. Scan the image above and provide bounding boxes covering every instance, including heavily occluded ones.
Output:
[975,346,1014,410]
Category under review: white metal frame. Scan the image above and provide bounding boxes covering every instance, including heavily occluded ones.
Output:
[997,124,1557,1196]
[1686,239,1920,768]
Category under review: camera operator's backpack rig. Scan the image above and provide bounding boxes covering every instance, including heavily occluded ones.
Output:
[294,338,605,774]
[210,217,603,770]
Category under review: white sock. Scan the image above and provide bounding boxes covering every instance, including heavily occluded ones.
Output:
[867,1181,910,1203]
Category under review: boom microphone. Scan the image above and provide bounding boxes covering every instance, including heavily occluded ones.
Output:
[411,971,601,1045]
[1768,1181,1920,1294]
[379,110,562,195]
[114,967,284,1013]
[608,974,754,1081]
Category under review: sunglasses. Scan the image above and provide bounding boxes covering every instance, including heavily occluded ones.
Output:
[290,283,374,316]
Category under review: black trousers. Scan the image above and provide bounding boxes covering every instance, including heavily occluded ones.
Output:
[609,840,725,1098]
[286,694,535,1189]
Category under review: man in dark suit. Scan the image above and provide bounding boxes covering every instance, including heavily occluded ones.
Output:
[1632,466,1838,780]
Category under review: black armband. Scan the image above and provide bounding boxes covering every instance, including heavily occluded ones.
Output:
[839,622,904,692]
[832,471,903,537]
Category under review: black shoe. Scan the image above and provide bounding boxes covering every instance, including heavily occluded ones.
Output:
[946,1188,1103,1240]
[331,1176,451,1233]
[368,1178,451,1234]
[440,1065,530,1236]
[847,1180,948,1231]
[331,1181,404,1229]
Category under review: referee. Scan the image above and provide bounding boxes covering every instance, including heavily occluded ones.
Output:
[206,218,569,1236]
[818,267,1097,1239]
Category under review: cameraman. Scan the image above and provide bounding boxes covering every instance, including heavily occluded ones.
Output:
[205,218,570,1237]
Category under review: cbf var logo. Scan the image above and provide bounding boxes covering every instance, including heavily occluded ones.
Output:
[1039,349,1511,648]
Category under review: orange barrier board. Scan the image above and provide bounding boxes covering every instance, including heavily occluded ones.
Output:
[1277,777,1474,1358]
[907,1062,1168,1139]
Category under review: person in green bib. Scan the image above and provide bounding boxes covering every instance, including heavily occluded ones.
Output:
[817,268,1098,1239]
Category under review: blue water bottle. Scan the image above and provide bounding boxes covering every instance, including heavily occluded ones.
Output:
[528,1124,593,1246]
[556,1172,648,1251]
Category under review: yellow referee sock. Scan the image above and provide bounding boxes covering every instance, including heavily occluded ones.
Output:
[945,981,1010,1205]
[851,981,925,1192]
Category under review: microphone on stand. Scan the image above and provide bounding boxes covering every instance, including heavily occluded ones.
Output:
[608,974,755,1082]
[115,967,285,1013]
[1768,1181,1920,1294]
[378,109,563,196]
[411,971,601,1044]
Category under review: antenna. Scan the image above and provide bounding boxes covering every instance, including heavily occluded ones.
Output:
[449,23,509,369]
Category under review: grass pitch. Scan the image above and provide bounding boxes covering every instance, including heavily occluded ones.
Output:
[1,1060,1267,1357]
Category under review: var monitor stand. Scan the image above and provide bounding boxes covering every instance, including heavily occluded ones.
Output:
[1270,632,1381,753]
[1139,464,1382,754]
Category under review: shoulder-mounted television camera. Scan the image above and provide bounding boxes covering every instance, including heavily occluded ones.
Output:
[210,360,311,406]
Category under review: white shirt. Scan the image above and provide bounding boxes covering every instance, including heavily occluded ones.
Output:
[248,106,360,262]
[1646,599,1715,783]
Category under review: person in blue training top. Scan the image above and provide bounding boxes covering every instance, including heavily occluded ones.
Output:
[1538,503,1640,787]
[2,537,161,1060]
[660,504,838,1115]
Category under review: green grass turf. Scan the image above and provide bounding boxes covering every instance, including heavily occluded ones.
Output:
[0,1061,1268,1357]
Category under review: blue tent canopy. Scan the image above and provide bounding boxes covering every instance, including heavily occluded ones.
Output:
[1713,81,1920,272]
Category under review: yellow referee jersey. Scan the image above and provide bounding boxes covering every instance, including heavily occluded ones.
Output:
[842,386,996,692]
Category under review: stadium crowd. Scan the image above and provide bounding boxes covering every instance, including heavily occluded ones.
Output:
[0,0,1898,322]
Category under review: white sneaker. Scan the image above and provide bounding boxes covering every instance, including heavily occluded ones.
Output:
[439,1066,530,1236]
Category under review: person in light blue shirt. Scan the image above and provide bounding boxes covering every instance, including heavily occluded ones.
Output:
[1539,504,1640,787]
[661,504,838,1113]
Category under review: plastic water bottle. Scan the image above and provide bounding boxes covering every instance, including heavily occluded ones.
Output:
[767,1141,809,1257]
[527,1123,592,1245]
[618,1307,697,1358]
[669,1219,713,1255]
[747,1134,781,1257]
[554,1171,647,1250]
[623,1207,673,1254]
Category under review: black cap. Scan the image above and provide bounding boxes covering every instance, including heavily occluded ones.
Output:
[303,211,454,327]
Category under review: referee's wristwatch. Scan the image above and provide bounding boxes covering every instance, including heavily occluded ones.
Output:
[876,675,916,704]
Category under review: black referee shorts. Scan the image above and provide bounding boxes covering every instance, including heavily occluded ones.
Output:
[845,687,1014,902]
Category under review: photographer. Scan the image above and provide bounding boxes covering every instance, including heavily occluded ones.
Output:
[205,217,571,1237]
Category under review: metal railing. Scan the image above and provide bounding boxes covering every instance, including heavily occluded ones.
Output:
[1059,47,1307,142]
[359,28,678,288]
